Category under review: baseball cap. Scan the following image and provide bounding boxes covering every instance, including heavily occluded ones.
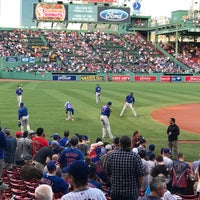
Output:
[149,144,155,151]
[163,147,172,154]
[107,101,112,106]
[65,160,90,179]
[97,141,104,146]
[47,161,56,172]
[81,135,88,141]
[4,128,10,135]
[105,144,112,150]
[16,131,22,137]
[51,133,60,140]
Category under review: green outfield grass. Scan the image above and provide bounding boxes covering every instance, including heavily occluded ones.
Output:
[0,81,199,161]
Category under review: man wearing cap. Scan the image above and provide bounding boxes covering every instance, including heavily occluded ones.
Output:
[100,101,114,139]
[16,85,23,107]
[64,100,75,121]
[15,131,25,166]
[22,130,35,159]
[58,135,84,170]
[61,160,106,200]
[41,160,69,194]
[18,102,30,133]
[120,92,137,117]
[77,135,90,156]
[95,84,101,103]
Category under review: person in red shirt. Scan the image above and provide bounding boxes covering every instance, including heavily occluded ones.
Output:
[131,130,140,149]
[32,127,48,157]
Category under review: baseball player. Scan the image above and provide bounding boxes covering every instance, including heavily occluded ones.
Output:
[18,102,30,133]
[65,101,74,121]
[120,92,137,117]
[95,84,101,103]
[100,101,114,139]
[16,85,23,107]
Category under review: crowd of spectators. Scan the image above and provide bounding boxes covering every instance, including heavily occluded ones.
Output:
[1,29,199,74]
[0,127,200,199]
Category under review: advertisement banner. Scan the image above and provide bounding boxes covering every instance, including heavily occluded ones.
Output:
[52,75,76,81]
[33,3,68,21]
[160,76,171,82]
[5,57,18,62]
[134,76,156,82]
[173,76,182,82]
[112,76,130,82]
[185,76,200,82]
[68,5,97,22]
[81,76,104,81]
[98,7,130,23]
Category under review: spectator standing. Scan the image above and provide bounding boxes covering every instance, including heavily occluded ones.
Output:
[35,184,53,200]
[4,128,17,170]
[15,131,25,166]
[22,130,34,159]
[0,127,7,178]
[18,102,30,133]
[41,160,69,194]
[104,135,144,200]
[131,130,141,148]
[120,92,137,117]
[77,135,90,156]
[166,117,180,160]
[59,130,70,147]
[100,101,114,139]
[16,85,23,107]
[95,84,101,103]
[58,135,84,171]
[64,100,75,121]
[61,160,106,200]
[32,127,48,157]
[171,153,192,195]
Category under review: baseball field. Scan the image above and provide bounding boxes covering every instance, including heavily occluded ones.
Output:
[0,80,199,161]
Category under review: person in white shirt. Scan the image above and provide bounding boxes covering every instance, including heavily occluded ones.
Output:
[61,160,106,200]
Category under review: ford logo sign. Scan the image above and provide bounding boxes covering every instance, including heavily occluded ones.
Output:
[100,9,129,21]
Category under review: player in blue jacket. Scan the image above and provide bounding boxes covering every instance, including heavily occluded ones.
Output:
[18,102,30,133]
[100,101,114,139]
[64,101,74,121]
[16,85,23,107]
[120,92,137,117]
[95,84,101,103]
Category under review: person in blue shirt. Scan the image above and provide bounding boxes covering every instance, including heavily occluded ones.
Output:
[59,130,70,147]
[41,160,69,195]
[120,92,137,117]
[16,85,23,107]
[100,101,114,139]
[18,102,30,133]
[64,101,74,121]
[0,127,7,179]
[95,84,101,103]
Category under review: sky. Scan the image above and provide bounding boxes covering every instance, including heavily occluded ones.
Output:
[141,0,193,18]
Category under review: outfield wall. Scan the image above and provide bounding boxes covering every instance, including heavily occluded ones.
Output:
[0,72,200,82]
